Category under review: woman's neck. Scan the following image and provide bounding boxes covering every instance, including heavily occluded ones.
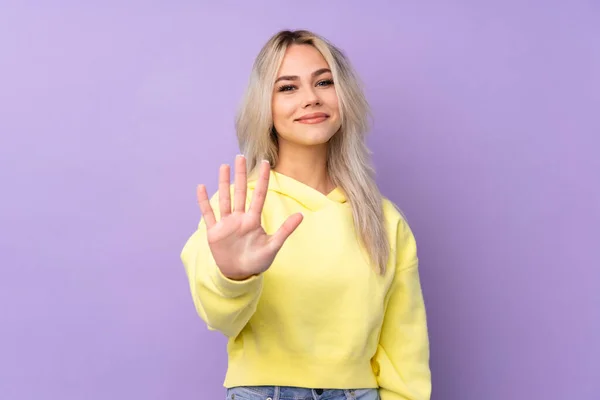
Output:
[274,141,334,195]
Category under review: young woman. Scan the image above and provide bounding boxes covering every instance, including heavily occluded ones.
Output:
[181,30,431,400]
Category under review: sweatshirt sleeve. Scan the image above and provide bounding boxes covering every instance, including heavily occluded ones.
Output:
[374,217,432,400]
[180,191,263,338]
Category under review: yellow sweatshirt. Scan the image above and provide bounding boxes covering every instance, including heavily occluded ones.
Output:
[180,170,431,400]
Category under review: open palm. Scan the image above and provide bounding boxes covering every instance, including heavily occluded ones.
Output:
[196,156,303,281]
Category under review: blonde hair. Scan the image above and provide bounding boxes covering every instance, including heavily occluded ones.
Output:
[235,30,389,274]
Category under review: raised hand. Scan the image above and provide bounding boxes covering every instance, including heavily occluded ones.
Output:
[196,155,304,281]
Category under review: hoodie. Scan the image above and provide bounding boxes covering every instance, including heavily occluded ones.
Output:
[180,170,431,400]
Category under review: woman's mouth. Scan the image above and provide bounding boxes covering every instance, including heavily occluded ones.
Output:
[295,112,329,124]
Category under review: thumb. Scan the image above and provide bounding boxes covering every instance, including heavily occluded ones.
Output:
[268,213,303,252]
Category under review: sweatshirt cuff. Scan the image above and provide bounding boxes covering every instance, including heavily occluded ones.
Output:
[209,264,263,298]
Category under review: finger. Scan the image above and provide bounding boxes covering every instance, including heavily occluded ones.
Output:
[233,154,247,212]
[218,164,231,218]
[248,160,271,216]
[268,212,303,251]
[196,184,216,228]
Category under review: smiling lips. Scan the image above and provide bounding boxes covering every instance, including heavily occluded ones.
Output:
[295,112,329,124]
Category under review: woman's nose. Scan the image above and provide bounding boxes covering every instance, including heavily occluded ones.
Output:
[302,87,321,108]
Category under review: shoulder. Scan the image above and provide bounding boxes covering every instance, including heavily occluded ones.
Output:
[381,197,418,262]
[381,197,410,231]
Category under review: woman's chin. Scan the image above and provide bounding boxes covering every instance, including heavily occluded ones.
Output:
[286,130,338,146]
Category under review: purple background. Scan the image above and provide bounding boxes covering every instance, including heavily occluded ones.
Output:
[1,1,598,399]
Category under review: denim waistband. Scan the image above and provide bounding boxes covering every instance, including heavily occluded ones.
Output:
[226,385,379,400]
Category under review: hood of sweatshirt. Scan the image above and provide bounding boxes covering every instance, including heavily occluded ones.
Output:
[247,170,347,212]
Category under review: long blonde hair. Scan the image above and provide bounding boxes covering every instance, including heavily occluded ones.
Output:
[235,30,389,274]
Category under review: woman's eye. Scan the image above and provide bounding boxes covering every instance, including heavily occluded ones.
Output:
[317,79,334,87]
[278,85,296,92]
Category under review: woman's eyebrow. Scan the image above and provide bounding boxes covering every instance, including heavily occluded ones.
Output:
[275,68,332,83]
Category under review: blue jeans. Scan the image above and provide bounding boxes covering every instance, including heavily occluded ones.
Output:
[226,386,379,400]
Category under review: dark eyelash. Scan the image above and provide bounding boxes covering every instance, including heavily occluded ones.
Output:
[277,84,296,92]
[277,79,334,92]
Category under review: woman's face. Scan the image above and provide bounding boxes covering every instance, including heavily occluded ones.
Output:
[271,44,341,148]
